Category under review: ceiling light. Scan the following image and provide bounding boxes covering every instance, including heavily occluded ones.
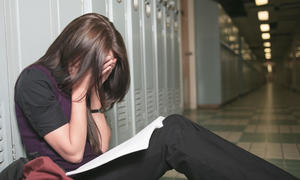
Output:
[264,42,271,47]
[265,53,271,59]
[258,11,269,21]
[255,0,268,6]
[264,48,271,53]
[260,24,270,32]
[262,33,270,39]
[229,35,236,42]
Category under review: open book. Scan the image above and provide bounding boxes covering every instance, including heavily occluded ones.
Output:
[66,116,165,176]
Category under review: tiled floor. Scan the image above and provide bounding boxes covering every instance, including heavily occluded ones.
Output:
[160,83,300,179]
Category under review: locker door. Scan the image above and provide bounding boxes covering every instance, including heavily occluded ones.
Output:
[2,0,66,166]
[127,0,147,133]
[91,0,119,148]
[59,0,83,31]
[156,0,168,117]
[165,1,174,115]
[141,0,158,124]
[92,0,108,16]
[109,0,134,144]
[0,1,13,170]
[173,0,181,113]
[12,0,59,161]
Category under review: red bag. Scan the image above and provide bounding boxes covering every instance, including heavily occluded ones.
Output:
[22,156,73,180]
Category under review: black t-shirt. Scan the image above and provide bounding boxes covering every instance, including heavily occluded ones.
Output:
[15,67,68,137]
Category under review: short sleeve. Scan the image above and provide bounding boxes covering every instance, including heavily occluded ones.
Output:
[15,68,68,137]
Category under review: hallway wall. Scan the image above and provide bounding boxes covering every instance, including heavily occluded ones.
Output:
[0,0,182,171]
[194,0,222,106]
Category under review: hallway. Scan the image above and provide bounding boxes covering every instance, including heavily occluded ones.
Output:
[162,84,300,179]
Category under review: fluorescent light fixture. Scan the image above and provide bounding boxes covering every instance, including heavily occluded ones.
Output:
[264,48,271,53]
[260,24,270,32]
[258,11,269,21]
[229,35,236,42]
[255,0,268,6]
[262,33,270,39]
[265,52,271,59]
[264,42,271,47]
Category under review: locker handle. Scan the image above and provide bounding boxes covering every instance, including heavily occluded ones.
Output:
[167,1,175,10]
[145,1,151,17]
[166,15,171,27]
[174,20,178,31]
[162,0,168,6]
[133,0,139,10]
[157,8,162,20]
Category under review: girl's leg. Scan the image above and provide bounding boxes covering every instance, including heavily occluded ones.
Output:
[74,114,298,180]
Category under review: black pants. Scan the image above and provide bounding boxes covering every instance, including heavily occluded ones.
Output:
[74,114,298,180]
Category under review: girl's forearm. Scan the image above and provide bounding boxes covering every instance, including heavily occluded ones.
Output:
[90,89,111,152]
[91,113,111,152]
[68,97,88,158]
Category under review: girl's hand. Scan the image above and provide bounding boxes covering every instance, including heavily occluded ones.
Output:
[102,55,117,83]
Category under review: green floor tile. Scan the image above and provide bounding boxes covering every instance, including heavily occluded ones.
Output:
[266,159,285,169]
[240,133,266,142]
[285,170,300,179]
[249,120,298,125]
[285,160,300,168]
[240,133,300,143]
[201,125,245,132]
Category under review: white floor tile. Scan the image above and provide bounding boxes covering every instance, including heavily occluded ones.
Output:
[279,125,291,133]
[237,142,251,151]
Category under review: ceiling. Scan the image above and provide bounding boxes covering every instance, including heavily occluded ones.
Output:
[218,0,300,62]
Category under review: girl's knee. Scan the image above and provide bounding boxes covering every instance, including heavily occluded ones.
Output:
[163,114,189,127]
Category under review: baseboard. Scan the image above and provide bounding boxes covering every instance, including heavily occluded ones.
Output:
[197,104,221,109]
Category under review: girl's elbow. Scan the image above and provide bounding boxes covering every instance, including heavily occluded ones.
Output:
[64,149,84,163]
[67,153,84,163]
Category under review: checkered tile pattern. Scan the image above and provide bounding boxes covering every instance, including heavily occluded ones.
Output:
[160,84,300,179]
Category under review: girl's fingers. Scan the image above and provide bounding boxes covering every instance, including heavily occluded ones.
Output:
[101,66,113,83]
[102,66,112,75]
[103,58,117,71]
[103,58,116,69]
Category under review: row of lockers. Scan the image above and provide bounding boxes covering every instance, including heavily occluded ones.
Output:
[0,0,182,171]
[275,61,300,92]
[220,44,265,103]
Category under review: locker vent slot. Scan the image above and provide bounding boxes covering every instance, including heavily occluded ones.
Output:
[117,100,127,129]
[135,89,144,131]
[158,90,164,115]
[146,89,155,120]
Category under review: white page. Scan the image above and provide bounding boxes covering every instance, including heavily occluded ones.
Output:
[66,116,165,176]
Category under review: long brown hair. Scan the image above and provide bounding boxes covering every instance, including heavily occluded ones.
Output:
[35,13,130,153]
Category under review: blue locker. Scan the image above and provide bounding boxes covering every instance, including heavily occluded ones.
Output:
[141,0,158,124]
[108,0,134,144]
[165,1,174,115]
[173,0,181,113]
[127,0,147,133]
[156,0,168,117]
